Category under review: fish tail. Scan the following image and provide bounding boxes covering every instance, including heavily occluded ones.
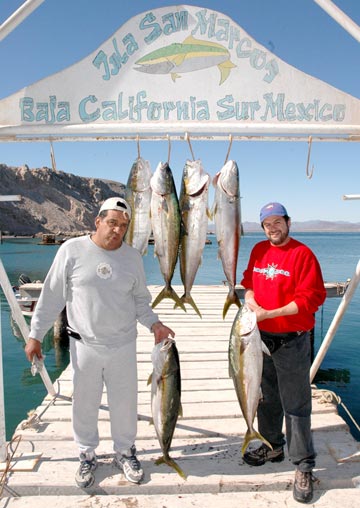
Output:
[223,288,241,319]
[175,293,202,318]
[241,429,273,456]
[152,285,187,312]
[155,454,187,480]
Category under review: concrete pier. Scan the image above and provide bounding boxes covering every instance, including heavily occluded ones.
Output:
[0,285,359,507]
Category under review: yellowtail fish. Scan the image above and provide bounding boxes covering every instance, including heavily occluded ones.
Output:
[148,338,186,479]
[124,157,152,255]
[212,160,241,318]
[178,159,210,317]
[150,161,185,311]
[229,304,272,455]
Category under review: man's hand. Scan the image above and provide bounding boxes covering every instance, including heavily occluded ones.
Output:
[151,321,175,344]
[25,338,43,362]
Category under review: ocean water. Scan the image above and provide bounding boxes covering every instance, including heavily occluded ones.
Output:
[0,233,359,442]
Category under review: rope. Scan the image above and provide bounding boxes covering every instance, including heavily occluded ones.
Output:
[19,381,65,430]
[0,434,22,498]
[313,387,360,433]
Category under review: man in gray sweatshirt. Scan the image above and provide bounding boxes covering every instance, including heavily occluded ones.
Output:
[25,197,174,488]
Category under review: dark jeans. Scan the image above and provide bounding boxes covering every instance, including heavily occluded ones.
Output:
[258,331,316,472]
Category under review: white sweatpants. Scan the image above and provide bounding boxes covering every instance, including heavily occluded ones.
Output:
[70,338,138,456]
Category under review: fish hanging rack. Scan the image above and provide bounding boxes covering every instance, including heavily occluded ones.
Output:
[2,133,360,143]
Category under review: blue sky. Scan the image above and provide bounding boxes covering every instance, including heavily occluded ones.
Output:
[1,0,359,223]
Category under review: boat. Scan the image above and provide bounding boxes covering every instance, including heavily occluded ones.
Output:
[11,274,69,345]
[12,274,43,321]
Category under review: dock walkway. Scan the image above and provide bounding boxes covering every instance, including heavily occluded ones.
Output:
[1,285,359,507]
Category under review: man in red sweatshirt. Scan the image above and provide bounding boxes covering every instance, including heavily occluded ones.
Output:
[241,202,326,504]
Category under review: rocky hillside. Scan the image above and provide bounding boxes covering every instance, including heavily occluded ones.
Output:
[0,164,125,235]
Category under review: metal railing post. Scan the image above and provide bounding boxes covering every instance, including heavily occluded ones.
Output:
[310,259,360,382]
[0,301,6,461]
[0,259,55,396]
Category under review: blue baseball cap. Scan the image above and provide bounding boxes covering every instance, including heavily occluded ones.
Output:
[260,202,288,223]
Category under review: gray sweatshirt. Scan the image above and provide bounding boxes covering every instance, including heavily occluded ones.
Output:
[30,235,158,346]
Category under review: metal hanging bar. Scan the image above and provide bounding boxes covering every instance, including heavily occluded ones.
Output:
[343,194,360,200]
[314,0,360,43]
[1,134,359,144]
[0,0,45,42]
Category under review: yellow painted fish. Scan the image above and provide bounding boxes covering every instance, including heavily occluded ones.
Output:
[134,35,236,84]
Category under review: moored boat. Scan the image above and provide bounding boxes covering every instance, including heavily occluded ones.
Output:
[11,274,69,345]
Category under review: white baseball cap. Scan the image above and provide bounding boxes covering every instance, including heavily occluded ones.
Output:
[98,197,132,219]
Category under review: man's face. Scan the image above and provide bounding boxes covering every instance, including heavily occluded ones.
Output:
[94,209,129,250]
[262,215,290,246]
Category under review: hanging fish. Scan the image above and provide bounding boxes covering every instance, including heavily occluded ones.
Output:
[178,159,211,317]
[212,160,242,318]
[148,338,186,479]
[124,157,152,255]
[150,161,185,311]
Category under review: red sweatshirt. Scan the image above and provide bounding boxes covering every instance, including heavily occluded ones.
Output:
[241,237,326,333]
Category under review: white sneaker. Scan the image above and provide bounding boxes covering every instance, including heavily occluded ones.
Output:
[115,445,144,484]
[75,452,97,488]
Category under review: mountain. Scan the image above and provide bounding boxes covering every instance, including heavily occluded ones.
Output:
[0,164,125,235]
[241,221,360,233]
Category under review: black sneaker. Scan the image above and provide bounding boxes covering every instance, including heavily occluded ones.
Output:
[115,445,144,484]
[243,443,285,466]
[75,452,97,488]
[293,470,314,503]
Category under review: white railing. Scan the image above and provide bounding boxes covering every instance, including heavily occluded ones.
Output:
[310,259,360,382]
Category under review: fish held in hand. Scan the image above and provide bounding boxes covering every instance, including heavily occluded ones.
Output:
[212,160,241,318]
[148,338,186,479]
[178,159,211,317]
[228,304,271,455]
[150,162,185,311]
